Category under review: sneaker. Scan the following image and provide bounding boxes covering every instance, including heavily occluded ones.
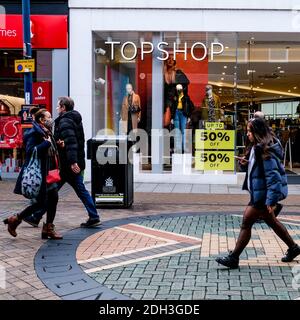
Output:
[215,252,239,269]
[274,203,283,217]
[281,244,300,262]
[23,215,40,227]
[80,218,101,228]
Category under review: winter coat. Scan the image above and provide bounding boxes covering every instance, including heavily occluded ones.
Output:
[121,92,141,122]
[54,110,86,173]
[241,141,288,206]
[14,121,51,200]
[171,93,194,119]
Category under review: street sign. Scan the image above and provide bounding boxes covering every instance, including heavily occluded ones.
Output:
[14,59,35,73]
[195,129,235,150]
[205,122,224,130]
[195,151,235,170]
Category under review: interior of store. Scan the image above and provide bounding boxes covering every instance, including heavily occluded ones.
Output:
[93,31,300,178]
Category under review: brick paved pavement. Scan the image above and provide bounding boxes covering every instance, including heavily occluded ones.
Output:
[0,180,300,300]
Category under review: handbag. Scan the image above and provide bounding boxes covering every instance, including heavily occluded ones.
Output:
[163,106,171,127]
[128,105,141,114]
[21,147,42,199]
[46,155,61,184]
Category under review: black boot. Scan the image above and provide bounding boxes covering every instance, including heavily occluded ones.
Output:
[216,251,239,269]
[281,244,300,262]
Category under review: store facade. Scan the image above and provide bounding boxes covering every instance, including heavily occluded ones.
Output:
[69,0,300,183]
[0,2,68,178]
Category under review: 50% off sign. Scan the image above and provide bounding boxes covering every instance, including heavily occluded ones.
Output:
[195,130,234,149]
[195,151,234,170]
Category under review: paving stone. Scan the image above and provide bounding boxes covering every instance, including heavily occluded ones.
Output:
[1,180,300,300]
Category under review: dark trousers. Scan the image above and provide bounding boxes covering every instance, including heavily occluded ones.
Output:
[18,188,58,224]
[33,171,99,220]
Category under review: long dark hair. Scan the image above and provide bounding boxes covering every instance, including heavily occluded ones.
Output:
[245,117,275,159]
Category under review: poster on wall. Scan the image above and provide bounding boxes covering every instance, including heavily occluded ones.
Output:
[20,104,39,124]
[0,116,23,149]
[33,81,52,112]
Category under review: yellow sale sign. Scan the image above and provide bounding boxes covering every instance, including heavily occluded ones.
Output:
[205,122,224,130]
[195,151,235,170]
[195,130,235,150]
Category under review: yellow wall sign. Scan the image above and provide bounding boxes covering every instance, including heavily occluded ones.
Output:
[195,151,235,170]
[15,59,35,73]
[195,129,235,150]
[205,122,224,130]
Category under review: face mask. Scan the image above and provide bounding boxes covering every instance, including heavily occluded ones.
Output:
[44,119,54,129]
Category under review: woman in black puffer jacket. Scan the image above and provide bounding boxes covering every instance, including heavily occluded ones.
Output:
[216,118,300,269]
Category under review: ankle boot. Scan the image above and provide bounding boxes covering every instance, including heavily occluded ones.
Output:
[215,251,239,269]
[281,244,300,262]
[3,215,22,237]
[41,223,63,240]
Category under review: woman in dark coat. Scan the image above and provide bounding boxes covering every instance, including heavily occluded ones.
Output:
[3,109,62,240]
[216,118,300,269]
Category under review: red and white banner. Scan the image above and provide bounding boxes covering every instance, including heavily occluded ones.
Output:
[0,116,23,149]
[33,81,52,112]
[0,15,68,49]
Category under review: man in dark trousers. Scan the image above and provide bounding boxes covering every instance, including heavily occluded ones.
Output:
[24,97,101,228]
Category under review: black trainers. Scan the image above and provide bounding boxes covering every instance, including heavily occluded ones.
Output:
[80,218,101,228]
[216,252,239,269]
[23,215,40,228]
[274,203,283,217]
[281,244,300,262]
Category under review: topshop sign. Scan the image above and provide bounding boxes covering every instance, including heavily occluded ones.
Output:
[105,41,224,61]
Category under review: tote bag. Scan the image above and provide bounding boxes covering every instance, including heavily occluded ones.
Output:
[21,147,42,199]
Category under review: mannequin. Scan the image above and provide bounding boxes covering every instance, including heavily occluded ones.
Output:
[171,83,194,153]
[121,83,141,134]
[163,56,190,127]
[201,85,221,122]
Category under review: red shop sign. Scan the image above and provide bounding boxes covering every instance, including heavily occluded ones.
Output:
[0,14,68,49]
[33,81,52,112]
[0,116,23,149]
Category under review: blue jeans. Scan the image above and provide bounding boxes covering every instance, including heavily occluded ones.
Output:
[174,109,187,152]
[33,172,99,220]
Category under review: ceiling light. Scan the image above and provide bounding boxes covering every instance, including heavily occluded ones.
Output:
[294,86,297,89]
[279,70,285,73]
[225,46,229,49]
[277,66,281,69]
[224,66,227,69]
[3,52,8,55]
[222,72,226,75]
[257,86,260,89]
[221,78,224,81]
[260,83,264,85]
[208,81,299,97]
[288,90,291,92]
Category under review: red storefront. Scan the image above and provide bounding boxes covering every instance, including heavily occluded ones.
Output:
[0,14,68,178]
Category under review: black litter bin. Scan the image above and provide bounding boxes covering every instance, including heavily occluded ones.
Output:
[87,135,133,208]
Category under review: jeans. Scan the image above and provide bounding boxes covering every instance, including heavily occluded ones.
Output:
[33,172,99,220]
[174,109,187,153]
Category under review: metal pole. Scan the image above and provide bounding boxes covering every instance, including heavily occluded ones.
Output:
[22,0,32,104]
